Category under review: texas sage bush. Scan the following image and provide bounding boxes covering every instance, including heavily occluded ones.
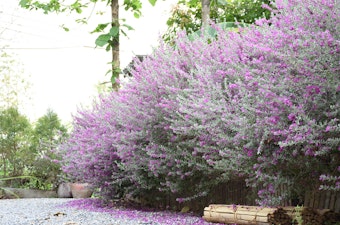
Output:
[58,0,339,206]
[58,95,126,198]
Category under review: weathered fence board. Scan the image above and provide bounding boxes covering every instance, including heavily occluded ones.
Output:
[304,191,340,213]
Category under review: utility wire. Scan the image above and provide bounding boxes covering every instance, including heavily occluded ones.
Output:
[2,46,88,50]
[0,25,88,47]
[0,26,66,39]
[1,43,131,51]
[0,20,67,34]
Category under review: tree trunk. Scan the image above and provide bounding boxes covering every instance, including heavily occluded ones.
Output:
[111,0,120,91]
[12,142,17,176]
[201,0,210,28]
[3,158,7,177]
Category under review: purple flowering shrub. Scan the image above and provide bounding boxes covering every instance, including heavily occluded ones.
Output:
[163,0,339,204]
[110,41,223,200]
[59,95,128,198]
[59,0,339,206]
[232,0,340,204]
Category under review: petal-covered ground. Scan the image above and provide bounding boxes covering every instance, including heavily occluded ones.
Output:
[0,198,223,225]
[64,198,221,225]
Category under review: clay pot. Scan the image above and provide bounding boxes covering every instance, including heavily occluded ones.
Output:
[70,183,93,198]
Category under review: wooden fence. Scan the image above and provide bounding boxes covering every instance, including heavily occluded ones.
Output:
[212,182,340,213]
[304,190,340,213]
[156,179,255,212]
[142,180,340,213]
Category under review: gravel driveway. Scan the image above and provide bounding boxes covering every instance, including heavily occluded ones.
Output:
[0,198,128,225]
[0,198,215,225]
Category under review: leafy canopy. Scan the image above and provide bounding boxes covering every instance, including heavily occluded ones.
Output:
[163,0,272,43]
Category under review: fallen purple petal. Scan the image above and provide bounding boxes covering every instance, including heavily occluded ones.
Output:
[63,198,222,225]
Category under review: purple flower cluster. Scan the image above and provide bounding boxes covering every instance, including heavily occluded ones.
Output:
[58,0,339,206]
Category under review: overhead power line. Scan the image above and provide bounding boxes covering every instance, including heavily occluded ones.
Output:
[1,46,87,50]
[2,46,136,52]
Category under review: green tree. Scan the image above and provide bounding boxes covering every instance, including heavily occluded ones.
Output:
[0,50,34,186]
[32,108,68,155]
[19,0,156,90]
[163,0,272,43]
[30,109,68,189]
[0,107,33,179]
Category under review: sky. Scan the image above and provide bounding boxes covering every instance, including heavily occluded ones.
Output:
[0,0,177,124]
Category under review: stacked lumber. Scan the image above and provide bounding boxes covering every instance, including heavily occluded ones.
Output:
[300,207,320,225]
[203,204,340,225]
[203,204,275,224]
[267,207,292,225]
[290,207,340,225]
[317,209,340,225]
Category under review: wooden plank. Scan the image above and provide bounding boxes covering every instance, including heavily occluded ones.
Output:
[304,191,310,207]
[206,204,276,213]
[319,191,326,209]
[282,184,289,206]
[314,192,320,209]
[334,192,340,213]
[203,211,269,224]
[309,191,316,208]
[205,204,234,210]
[324,191,331,209]
[203,210,234,219]
[203,205,279,224]
[236,213,269,223]
[329,192,336,211]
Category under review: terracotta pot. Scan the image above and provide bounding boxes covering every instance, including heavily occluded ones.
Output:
[70,183,93,198]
